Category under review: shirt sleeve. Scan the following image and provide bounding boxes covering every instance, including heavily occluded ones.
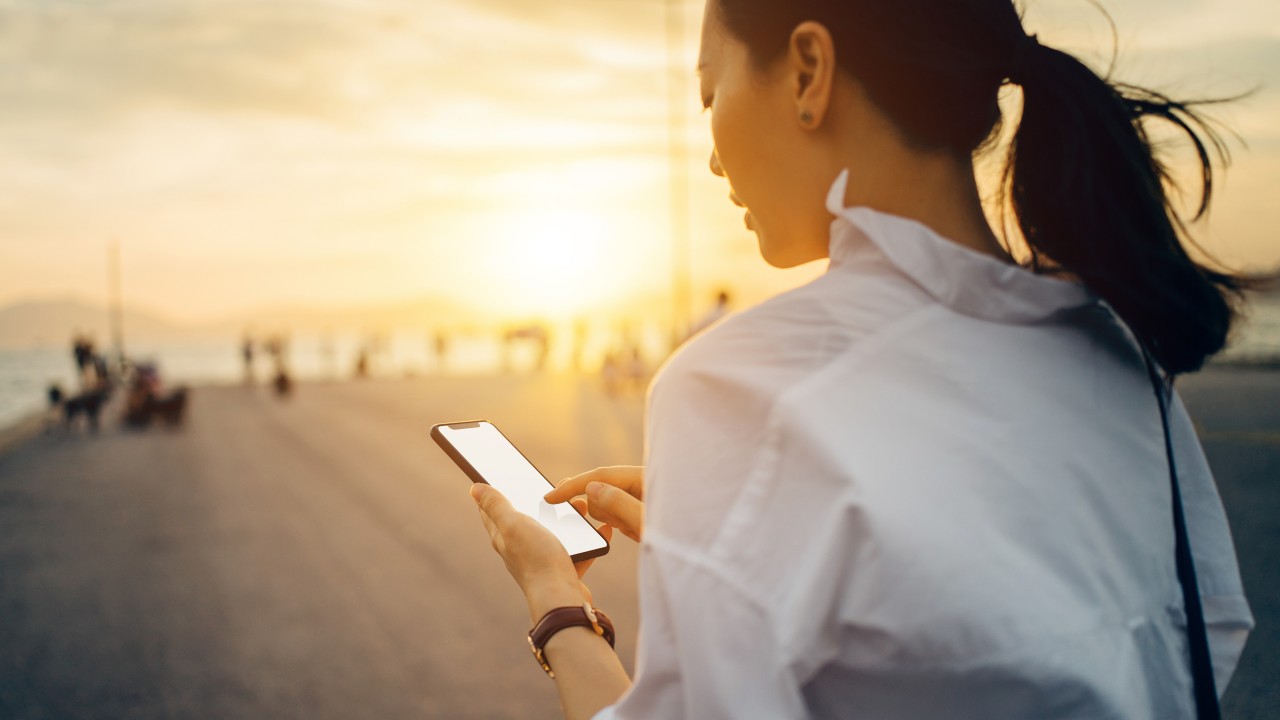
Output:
[592,536,808,720]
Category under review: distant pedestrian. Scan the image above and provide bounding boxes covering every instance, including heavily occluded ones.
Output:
[433,330,449,373]
[265,334,292,398]
[354,347,370,379]
[71,334,95,388]
[241,333,256,384]
[684,290,732,341]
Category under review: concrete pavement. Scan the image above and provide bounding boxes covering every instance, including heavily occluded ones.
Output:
[0,367,1274,719]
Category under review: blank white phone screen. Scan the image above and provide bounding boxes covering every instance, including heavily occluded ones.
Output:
[439,422,606,557]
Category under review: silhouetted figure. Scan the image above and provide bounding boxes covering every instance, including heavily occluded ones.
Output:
[355,347,370,378]
[60,336,113,433]
[264,335,292,398]
[572,320,589,372]
[71,334,98,389]
[123,362,188,429]
[433,331,449,373]
[601,351,621,397]
[685,290,733,342]
[91,354,110,389]
[505,324,550,373]
[273,371,292,397]
[626,345,648,387]
[241,333,256,384]
[319,334,337,379]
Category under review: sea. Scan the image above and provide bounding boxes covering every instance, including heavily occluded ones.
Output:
[0,323,675,430]
[3,298,1279,431]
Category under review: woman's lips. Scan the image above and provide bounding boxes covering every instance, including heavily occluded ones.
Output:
[729,192,752,230]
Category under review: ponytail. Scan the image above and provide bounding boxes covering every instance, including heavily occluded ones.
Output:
[714,0,1264,374]
[1002,38,1249,375]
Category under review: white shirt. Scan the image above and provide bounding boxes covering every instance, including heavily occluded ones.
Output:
[593,171,1253,720]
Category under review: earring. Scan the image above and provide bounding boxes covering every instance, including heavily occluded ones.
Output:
[799,110,814,125]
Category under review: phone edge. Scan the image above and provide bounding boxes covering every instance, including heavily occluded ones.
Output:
[430,421,491,486]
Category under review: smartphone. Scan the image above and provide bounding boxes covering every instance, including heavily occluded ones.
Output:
[432,420,609,562]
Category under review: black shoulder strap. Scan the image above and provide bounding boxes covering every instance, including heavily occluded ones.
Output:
[1141,350,1221,719]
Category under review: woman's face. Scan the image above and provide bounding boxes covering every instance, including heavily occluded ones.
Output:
[698,2,833,268]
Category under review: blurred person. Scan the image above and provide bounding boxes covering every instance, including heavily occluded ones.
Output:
[685,289,733,341]
[71,334,95,389]
[241,332,256,384]
[123,362,188,429]
[623,346,647,389]
[506,324,551,373]
[572,320,589,372]
[265,334,292,398]
[319,333,337,379]
[87,353,110,390]
[467,2,1260,719]
[56,340,114,433]
[600,350,621,397]
[433,330,450,373]
[354,344,370,379]
[535,326,551,372]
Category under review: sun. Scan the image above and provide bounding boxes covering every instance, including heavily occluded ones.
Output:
[484,209,618,319]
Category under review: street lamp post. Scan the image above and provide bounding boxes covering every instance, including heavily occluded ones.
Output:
[108,238,125,370]
[663,0,693,345]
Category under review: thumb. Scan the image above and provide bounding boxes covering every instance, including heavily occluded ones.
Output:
[470,483,513,522]
[588,482,643,541]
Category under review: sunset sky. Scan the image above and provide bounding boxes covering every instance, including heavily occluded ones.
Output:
[1,0,1277,326]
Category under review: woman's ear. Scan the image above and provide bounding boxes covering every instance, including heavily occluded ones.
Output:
[789,21,836,129]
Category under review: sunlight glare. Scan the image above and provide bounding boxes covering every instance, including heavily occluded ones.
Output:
[483,210,617,319]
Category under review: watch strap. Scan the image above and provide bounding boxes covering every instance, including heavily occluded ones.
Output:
[528,603,616,677]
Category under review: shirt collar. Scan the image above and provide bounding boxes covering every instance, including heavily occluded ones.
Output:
[825,169,1097,324]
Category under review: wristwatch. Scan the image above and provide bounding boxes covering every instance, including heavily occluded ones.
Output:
[528,603,616,678]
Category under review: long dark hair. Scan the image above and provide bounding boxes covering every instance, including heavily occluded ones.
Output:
[715,0,1259,375]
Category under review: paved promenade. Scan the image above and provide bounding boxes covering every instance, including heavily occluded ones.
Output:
[0,368,1275,719]
[0,375,645,719]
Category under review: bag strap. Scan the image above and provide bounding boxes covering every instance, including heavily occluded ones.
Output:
[1140,350,1221,719]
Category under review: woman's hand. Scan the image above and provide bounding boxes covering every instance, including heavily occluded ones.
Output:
[545,466,645,542]
[470,484,613,621]
[472,478,635,719]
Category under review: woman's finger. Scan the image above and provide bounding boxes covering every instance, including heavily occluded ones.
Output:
[471,483,517,524]
[545,465,644,504]
[587,482,643,542]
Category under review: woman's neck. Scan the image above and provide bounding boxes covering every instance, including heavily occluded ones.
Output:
[836,146,1014,264]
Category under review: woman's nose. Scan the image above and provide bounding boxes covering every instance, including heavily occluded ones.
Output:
[709,149,724,178]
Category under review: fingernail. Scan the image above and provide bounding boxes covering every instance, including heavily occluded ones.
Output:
[470,484,487,501]
[544,480,565,500]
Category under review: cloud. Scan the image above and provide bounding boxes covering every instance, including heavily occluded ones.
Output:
[0,0,1276,319]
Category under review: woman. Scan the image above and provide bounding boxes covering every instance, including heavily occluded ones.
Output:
[469,1,1256,717]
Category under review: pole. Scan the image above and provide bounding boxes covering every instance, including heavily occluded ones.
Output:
[663,0,692,344]
[108,238,125,367]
